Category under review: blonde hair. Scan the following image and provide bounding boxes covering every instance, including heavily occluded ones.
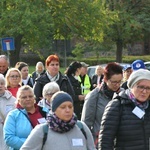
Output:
[5,68,22,87]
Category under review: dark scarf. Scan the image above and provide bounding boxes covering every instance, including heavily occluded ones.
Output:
[101,82,120,99]
[47,113,77,133]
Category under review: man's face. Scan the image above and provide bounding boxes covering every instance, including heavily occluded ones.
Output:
[80,67,88,76]
[0,58,9,74]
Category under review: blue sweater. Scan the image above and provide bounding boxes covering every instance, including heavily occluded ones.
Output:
[3,109,33,150]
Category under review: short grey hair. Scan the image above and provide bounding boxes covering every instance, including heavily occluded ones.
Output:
[0,55,9,64]
[42,82,60,98]
[16,85,34,100]
[36,62,44,71]
[0,74,6,85]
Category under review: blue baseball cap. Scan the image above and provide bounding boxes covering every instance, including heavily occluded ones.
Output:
[123,64,131,71]
[131,59,145,71]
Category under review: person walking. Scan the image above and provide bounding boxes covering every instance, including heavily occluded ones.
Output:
[20,91,96,150]
[5,68,22,97]
[65,61,85,120]
[0,55,9,77]
[3,85,47,150]
[32,61,45,84]
[15,62,34,87]
[78,62,93,95]
[91,65,104,88]
[99,69,150,150]
[81,62,123,149]
[33,54,74,103]
[38,82,60,117]
[0,74,16,150]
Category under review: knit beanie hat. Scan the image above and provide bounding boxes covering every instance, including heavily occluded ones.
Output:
[51,91,73,112]
[127,69,150,89]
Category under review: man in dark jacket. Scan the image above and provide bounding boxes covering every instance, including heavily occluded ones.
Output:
[33,54,74,103]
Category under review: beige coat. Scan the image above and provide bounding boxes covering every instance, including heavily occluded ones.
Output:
[0,90,16,150]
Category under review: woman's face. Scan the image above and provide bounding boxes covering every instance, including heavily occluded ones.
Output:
[18,89,35,110]
[55,101,73,122]
[106,74,123,91]
[131,80,150,102]
[46,61,59,77]
[75,68,81,76]
[45,90,59,103]
[96,67,104,76]
[0,80,5,94]
[8,71,21,87]
[21,66,29,79]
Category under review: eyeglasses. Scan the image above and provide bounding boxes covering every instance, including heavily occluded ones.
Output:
[109,79,122,85]
[46,92,55,96]
[20,95,34,99]
[136,85,150,92]
[9,75,20,79]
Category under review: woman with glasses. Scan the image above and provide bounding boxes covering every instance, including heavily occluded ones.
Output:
[38,82,60,117]
[5,68,22,97]
[3,85,47,150]
[81,62,123,149]
[99,69,150,150]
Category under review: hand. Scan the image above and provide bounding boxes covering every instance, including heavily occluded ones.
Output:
[78,95,85,101]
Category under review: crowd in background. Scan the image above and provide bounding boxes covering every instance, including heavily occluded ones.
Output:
[0,54,150,150]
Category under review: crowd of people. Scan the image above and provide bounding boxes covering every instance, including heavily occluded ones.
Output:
[0,53,150,150]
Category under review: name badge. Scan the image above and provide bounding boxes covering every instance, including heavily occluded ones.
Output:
[72,139,83,146]
[38,118,47,124]
[132,106,145,119]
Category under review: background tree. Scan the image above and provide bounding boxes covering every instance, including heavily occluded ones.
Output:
[0,0,53,66]
[103,0,150,62]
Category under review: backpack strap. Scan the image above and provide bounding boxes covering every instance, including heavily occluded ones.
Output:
[42,124,49,149]
[76,121,87,139]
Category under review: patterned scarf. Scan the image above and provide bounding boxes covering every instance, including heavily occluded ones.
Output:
[47,113,77,133]
[127,90,149,110]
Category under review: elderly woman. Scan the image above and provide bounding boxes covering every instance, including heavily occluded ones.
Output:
[3,85,47,150]
[20,91,96,150]
[32,61,45,84]
[81,62,123,149]
[5,68,22,97]
[0,74,16,150]
[91,65,104,88]
[38,82,60,116]
[99,69,150,150]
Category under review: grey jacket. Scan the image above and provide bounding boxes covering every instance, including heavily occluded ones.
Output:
[81,87,113,142]
[20,122,96,150]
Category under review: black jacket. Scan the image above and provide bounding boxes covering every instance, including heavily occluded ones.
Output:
[99,89,150,150]
[33,72,74,103]
[67,75,83,119]
[92,74,104,87]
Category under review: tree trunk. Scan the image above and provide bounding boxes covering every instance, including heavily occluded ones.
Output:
[9,35,23,67]
[116,39,123,63]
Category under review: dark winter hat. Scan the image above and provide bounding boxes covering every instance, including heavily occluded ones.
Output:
[51,91,73,112]
[15,62,28,71]
[131,59,145,71]
[127,69,150,89]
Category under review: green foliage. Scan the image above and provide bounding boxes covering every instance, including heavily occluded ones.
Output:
[72,43,84,58]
